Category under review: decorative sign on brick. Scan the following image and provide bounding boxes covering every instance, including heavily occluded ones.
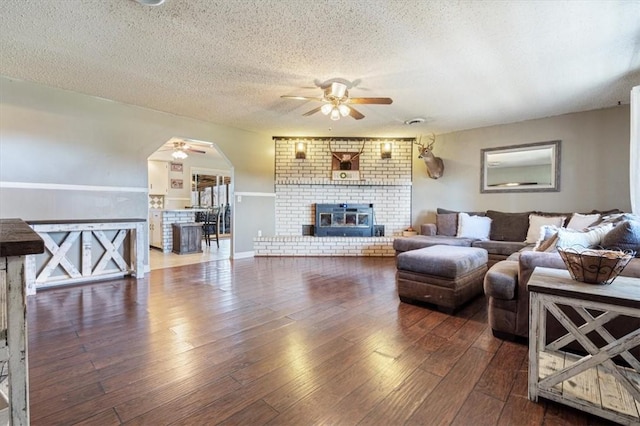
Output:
[331,170,360,181]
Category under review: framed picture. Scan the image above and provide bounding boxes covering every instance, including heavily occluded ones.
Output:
[170,179,183,189]
[170,162,183,172]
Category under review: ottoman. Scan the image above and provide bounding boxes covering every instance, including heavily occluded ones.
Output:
[396,245,488,313]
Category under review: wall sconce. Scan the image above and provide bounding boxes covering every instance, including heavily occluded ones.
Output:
[380,142,392,159]
[295,142,307,159]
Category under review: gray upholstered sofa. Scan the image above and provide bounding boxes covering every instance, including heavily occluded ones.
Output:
[394,208,571,266]
[484,217,640,342]
[395,209,640,346]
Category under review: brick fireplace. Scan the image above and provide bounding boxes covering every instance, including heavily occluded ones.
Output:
[254,137,414,256]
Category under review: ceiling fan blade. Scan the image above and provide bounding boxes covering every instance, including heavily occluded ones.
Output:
[185,140,213,147]
[187,148,206,154]
[281,95,323,101]
[349,107,365,120]
[302,106,322,116]
[348,97,393,105]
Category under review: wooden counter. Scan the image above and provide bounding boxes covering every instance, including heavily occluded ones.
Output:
[0,218,44,257]
[0,218,44,425]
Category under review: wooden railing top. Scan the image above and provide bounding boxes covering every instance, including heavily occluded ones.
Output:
[27,218,146,225]
[0,218,45,257]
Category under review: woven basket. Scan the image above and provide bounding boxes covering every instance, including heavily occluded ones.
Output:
[557,247,635,285]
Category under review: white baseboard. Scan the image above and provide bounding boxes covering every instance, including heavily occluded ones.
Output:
[232,251,255,259]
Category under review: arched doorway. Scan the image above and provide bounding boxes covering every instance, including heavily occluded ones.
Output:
[147,137,233,269]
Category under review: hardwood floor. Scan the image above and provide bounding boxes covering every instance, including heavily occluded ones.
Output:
[26,257,612,425]
[149,237,231,270]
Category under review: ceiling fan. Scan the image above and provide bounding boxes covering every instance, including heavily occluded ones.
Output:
[159,141,207,160]
[281,80,393,121]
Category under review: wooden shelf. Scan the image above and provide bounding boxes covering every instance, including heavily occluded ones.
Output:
[538,350,640,421]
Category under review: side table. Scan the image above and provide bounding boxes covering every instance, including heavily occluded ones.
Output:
[527,267,640,425]
[172,223,203,255]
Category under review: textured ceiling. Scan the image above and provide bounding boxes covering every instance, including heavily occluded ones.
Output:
[1,0,639,138]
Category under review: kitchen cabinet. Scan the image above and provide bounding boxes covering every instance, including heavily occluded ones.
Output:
[149,211,163,248]
[148,161,168,195]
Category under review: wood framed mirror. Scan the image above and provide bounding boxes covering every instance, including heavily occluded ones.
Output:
[480,140,561,193]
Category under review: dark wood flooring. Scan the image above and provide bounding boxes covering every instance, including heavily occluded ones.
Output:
[27,257,612,425]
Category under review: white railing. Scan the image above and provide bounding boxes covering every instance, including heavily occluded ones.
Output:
[25,219,145,295]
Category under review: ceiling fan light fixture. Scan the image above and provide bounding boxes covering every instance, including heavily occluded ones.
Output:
[321,104,333,115]
[331,82,347,99]
[281,78,392,121]
[172,150,188,160]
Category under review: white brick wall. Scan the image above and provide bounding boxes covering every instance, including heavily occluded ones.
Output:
[254,236,396,257]
[160,210,197,253]
[274,138,413,237]
[275,138,412,184]
[275,184,411,236]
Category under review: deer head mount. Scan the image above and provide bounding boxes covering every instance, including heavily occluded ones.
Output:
[415,133,445,179]
[329,139,366,170]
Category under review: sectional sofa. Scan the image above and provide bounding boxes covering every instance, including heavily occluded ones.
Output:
[394,208,640,344]
[394,208,534,266]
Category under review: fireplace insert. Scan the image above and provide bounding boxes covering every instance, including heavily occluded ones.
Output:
[315,203,374,237]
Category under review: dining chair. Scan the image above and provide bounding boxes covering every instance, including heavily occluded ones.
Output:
[202,208,221,248]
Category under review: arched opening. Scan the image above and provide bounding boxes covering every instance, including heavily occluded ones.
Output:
[146,137,233,269]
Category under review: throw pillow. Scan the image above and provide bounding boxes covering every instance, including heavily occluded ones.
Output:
[486,210,531,242]
[566,213,600,230]
[590,208,622,215]
[535,211,572,223]
[437,208,486,216]
[456,212,492,240]
[601,220,640,257]
[536,234,559,252]
[436,213,458,236]
[533,225,561,251]
[556,223,614,249]
[595,213,639,227]
[525,214,566,244]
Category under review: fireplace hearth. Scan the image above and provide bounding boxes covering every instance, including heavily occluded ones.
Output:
[315,203,374,237]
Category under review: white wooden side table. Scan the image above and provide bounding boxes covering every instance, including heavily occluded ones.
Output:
[527,267,640,425]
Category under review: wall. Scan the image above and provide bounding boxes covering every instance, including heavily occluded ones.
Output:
[0,76,274,259]
[412,106,632,226]
[274,138,413,236]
